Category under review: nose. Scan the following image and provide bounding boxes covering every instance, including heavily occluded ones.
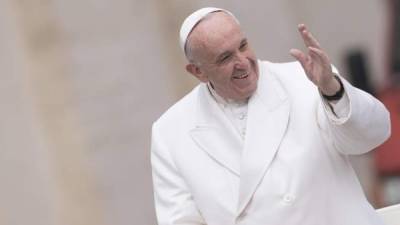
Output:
[233,52,248,70]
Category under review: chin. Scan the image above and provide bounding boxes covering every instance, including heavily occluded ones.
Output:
[237,87,257,100]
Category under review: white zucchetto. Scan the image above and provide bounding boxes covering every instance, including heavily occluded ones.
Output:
[179,7,237,57]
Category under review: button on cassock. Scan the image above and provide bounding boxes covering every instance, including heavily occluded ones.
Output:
[283,194,295,204]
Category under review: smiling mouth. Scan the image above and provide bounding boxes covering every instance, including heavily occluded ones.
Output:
[233,72,249,79]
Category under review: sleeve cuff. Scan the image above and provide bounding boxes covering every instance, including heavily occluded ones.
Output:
[319,76,351,124]
[329,93,350,118]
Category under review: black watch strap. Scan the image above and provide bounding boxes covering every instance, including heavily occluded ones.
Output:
[321,75,344,101]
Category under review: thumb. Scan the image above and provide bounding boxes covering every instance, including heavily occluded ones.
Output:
[290,48,309,72]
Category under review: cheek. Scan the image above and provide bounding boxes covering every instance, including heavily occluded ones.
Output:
[213,67,233,81]
[247,52,257,61]
[245,48,257,60]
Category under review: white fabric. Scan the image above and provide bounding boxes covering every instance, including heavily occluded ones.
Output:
[151,60,391,225]
[329,93,350,118]
[207,79,351,141]
[376,204,400,225]
[179,7,236,55]
[207,82,248,140]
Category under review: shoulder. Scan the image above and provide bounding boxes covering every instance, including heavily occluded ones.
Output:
[259,60,316,95]
[261,60,307,81]
[262,60,303,71]
[152,84,200,132]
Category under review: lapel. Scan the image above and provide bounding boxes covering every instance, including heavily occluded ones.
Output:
[237,61,291,214]
[189,84,242,176]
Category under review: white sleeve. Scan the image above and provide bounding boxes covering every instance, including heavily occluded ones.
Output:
[329,93,350,118]
[318,71,391,155]
[151,124,206,225]
[321,91,350,120]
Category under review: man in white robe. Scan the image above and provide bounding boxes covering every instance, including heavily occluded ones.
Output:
[151,7,391,225]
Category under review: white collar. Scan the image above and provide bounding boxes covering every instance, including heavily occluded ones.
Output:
[206,82,248,107]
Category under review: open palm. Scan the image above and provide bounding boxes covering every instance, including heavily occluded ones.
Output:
[290,24,340,96]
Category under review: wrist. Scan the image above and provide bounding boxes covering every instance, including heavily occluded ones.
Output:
[321,75,344,101]
[320,73,341,95]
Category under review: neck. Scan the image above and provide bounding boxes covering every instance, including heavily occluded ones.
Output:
[207,82,248,105]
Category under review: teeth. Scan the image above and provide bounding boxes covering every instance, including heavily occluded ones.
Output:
[234,73,248,79]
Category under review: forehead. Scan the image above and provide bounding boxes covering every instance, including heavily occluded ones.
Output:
[189,12,243,55]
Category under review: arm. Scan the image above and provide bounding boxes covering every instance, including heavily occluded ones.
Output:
[319,74,391,155]
[290,24,391,155]
[151,124,206,225]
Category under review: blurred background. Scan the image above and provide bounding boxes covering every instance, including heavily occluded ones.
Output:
[0,0,399,225]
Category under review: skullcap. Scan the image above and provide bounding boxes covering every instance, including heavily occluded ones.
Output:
[179,7,237,57]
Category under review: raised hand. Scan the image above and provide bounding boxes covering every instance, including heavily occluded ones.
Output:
[289,24,340,96]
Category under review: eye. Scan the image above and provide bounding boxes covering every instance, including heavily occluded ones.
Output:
[222,54,232,61]
[239,41,248,51]
[219,54,232,64]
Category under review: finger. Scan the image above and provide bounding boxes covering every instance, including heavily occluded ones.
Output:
[298,24,321,49]
[298,24,320,48]
[308,47,330,67]
[308,47,323,65]
[290,48,311,73]
[290,48,306,66]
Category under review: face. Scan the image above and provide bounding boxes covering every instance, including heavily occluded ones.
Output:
[186,12,259,101]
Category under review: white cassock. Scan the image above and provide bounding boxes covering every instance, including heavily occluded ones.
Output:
[151,60,391,225]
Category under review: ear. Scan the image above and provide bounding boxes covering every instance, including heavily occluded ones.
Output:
[186,63,208,82]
